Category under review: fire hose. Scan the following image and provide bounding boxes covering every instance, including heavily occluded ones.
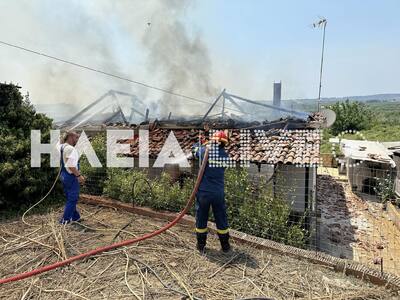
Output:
[0,148,209,284]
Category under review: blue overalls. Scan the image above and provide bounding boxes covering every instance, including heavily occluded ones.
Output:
[60,145,81,224]
[192,143,229,235]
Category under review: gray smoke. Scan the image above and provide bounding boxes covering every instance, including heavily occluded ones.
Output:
[0,0,218,119]
[140,1,218,115]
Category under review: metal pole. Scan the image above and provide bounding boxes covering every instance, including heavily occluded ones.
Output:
[221,95,225,117]
[317,20,327,112]
[201,89,226,123]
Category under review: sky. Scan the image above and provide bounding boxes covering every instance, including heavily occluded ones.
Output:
[0,0,399,116]
[189,0,400,99]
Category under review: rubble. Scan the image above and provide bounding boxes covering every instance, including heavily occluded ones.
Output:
[317,174,400,276]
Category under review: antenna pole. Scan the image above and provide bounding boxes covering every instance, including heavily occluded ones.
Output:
[317,19,327,112]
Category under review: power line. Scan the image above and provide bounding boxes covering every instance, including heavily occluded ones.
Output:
[0,39,232,110]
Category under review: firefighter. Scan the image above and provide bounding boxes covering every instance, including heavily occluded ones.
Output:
[192,130,231,253]
[57,131,85,224]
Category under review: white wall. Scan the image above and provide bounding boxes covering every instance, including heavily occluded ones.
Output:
[275,165,316,213]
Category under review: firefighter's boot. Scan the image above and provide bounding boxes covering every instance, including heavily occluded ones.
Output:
[218,233,231,253]
[196,232,207,253]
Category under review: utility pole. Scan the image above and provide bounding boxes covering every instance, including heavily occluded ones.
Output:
[313,17,327,112]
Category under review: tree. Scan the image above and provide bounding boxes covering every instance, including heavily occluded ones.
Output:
[0,83,56,211]
[329,100,374,136]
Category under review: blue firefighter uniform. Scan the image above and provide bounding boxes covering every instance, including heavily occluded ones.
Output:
[60,145,81,224]
[192,142,230,252]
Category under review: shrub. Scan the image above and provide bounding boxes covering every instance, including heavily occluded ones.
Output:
[80,133,107,195]
[374,172,396,204]
[224,168,306,247]
[224,168,252,227]
[329,100,375,136]
[238,179,306,247]
[0,83,58,211]
[103,169,193,212]
[94,163,307,248]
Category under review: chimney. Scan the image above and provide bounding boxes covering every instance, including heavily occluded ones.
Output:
[273,81,281,107]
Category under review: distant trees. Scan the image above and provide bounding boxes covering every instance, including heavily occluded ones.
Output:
[329,100,375,136]
[0,83,56,211]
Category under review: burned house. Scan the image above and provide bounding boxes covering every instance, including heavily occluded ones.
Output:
[63,89,323,215]
[126,119,321,216]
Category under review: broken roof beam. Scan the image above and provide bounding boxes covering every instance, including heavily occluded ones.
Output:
[224,95,247,114]
[225,92,309,119]
[104,107,128,125]
[111,90,146,105]
[201,89,226,123]
[63,90,112,125]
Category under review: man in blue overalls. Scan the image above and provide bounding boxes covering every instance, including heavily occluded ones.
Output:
[192,131,231,253]
[58,131,85,224]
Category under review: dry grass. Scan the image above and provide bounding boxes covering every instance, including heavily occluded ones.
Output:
[0,204,398,300]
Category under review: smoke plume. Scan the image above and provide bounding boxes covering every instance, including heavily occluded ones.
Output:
[0,0,218,119]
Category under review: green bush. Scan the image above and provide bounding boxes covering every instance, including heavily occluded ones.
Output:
[224,168,306,247]
[0,83,58,212]
[95,163,307,248]
[236,176,306,247]
[103,169,193,212]
[80,133,107,195]
[329,100,375,136]
[151,173,188,211]
[374,172,396,204]
[103,168,152,204]
[224,168,252,227]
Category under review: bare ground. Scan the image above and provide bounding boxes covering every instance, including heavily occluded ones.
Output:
[0,203,398,300]
[317,174,400,276]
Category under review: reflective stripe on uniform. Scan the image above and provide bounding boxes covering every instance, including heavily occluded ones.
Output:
[217,228,229,235]
[195,227,208,233]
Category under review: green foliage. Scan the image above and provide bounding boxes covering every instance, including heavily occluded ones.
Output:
[226,168,306,247]
[88,165,307,248]
[151,173,193,212]
[329,100,375,136]
[80,133,107,195]
[224,168,253,228]
[367,101,400,126]
[359,101,400,142]
[0,83,57,211]
[361,124,400,142]
[374,172,396,204]
[102,169,193,213]
[103,168,153,204]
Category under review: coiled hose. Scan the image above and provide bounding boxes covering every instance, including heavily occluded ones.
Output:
[0,149,209,284]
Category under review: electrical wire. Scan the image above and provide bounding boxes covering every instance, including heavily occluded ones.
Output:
[0,40,242,113]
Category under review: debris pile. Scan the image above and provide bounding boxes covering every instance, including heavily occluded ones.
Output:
[317,175,400,275]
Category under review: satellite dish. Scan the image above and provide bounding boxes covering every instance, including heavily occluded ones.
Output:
[320,109,336,128]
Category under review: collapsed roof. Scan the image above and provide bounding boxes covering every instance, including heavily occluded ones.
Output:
[126,127,321,166]
[59,89,323,130]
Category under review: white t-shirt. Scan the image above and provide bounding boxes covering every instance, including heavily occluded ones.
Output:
[56,142,79,174]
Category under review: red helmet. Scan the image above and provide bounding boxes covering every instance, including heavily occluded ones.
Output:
[211,130,229,146]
